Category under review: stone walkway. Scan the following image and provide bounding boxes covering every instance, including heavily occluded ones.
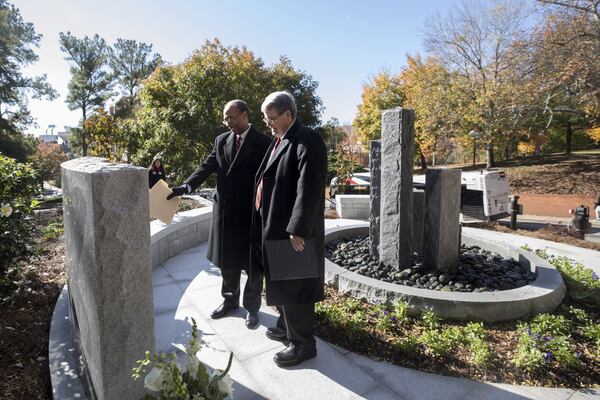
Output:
[152,219,599,400]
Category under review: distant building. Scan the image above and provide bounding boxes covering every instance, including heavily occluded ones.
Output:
[37,129,71,153]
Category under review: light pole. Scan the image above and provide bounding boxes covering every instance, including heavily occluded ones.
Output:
[469,130,481,166]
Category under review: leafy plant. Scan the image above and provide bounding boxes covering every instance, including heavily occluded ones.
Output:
[0,155,40,285]
[421,309,441,330]
[373,303,395,333]
[533,250,600,307]
[420,329,451,357]
[513,319,580,372]
[132,318,234,400]
[392,300,410,324]
[43,219,64,241]
[393,335,421,357]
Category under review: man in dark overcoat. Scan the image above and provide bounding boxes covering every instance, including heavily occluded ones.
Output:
[251,91,327,367]
[168,99,271,328]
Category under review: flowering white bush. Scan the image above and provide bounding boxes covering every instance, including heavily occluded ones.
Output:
[133,318,234,400]
[0,202,12,218]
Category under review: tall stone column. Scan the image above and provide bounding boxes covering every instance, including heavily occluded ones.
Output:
[412,189,425,255]
[369,140,381,260]
[380,108,415,268]
[62,157,154,400]
[423,168,461,273]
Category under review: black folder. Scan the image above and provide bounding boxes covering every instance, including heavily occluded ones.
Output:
[264,239,319,281]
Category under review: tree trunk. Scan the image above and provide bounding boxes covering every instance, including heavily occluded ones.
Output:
[82,106,88,156]
[419,149,427,171]
[486,140,495,169]
[565,120,573,154]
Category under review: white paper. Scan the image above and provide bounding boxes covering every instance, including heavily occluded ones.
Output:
[149,179,180,224]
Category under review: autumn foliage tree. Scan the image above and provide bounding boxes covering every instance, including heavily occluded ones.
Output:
[423,0,531,167]
[83,108,125,161]
[131,39,323,181]
[31,142,68,185]
[353,70,405,144]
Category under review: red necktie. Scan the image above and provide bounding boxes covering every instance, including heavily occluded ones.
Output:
[255,137,281,211]
[235,135,241,155]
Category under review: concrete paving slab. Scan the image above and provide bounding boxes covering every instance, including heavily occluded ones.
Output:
[464,382,574,400]
[154,306,218,353]
[241,338,377,400]
[170,265,223,292]
[177,243,209,256]
[181,285,229,319]
[152,282,188,314]
[163,250,214,273]
[207,306,283,361]
[345,352,478,400]
[194,338,269,400]
[361,385,407,400]
[325,340,352,355]
[568,388,600,399]
[152,265,176,286]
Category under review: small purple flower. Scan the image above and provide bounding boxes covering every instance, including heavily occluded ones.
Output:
[544,352,554,362]
[575,351,582,358]
[384,310,390,316]
[418,343,426,351]
[592,272,599,281]
[391,317,397,322]
[543,336,551,342]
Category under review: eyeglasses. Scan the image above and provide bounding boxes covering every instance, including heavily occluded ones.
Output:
[262,111,286,125]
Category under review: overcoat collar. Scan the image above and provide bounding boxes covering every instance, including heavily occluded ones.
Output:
[226,126,257,175]
[263,119,302,173]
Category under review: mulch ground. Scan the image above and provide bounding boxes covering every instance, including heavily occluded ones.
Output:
[0,218,67,400]
[496,153,600,196]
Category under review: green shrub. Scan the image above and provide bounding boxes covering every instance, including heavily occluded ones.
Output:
[532,249,600,308]
[43,219,64,240]
[0,155,40,281]
[421,309,441,330]
[394,335,421,357]
[513,319,580,372]
[392,300,410,324]
[463,322,492,366]
[373,303,395,333]
[420,329,452,357]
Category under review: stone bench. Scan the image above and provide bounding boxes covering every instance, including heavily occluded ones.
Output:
[335,194,370,220]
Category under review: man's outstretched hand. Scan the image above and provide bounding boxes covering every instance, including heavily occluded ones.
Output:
[167,185,188,200]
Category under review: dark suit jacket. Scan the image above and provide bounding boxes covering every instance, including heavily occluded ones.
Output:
[184,126,271,270]
[251,119,327,305]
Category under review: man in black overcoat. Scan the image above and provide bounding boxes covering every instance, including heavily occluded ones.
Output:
[251,91,327,367]
[168,100,271,328]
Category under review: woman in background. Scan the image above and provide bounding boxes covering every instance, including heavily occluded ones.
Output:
[594,192,600,222]
[148,158,166,189]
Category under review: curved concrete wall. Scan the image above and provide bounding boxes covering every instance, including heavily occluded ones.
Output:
[150,207,213,269]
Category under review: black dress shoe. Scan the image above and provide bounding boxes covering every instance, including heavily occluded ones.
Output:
[273,343,317,367]
[245,312,259,329]
[265,326,287,342]
[210,302,239,319]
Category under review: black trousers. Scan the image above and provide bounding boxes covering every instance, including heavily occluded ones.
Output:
[220,266,263,313]
[280,303,316,347]
[254,210,315,348]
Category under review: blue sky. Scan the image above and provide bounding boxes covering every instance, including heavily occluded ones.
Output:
[15,0,458,134]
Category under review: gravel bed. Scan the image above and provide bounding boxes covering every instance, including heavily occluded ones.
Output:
[325,235,536,292]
